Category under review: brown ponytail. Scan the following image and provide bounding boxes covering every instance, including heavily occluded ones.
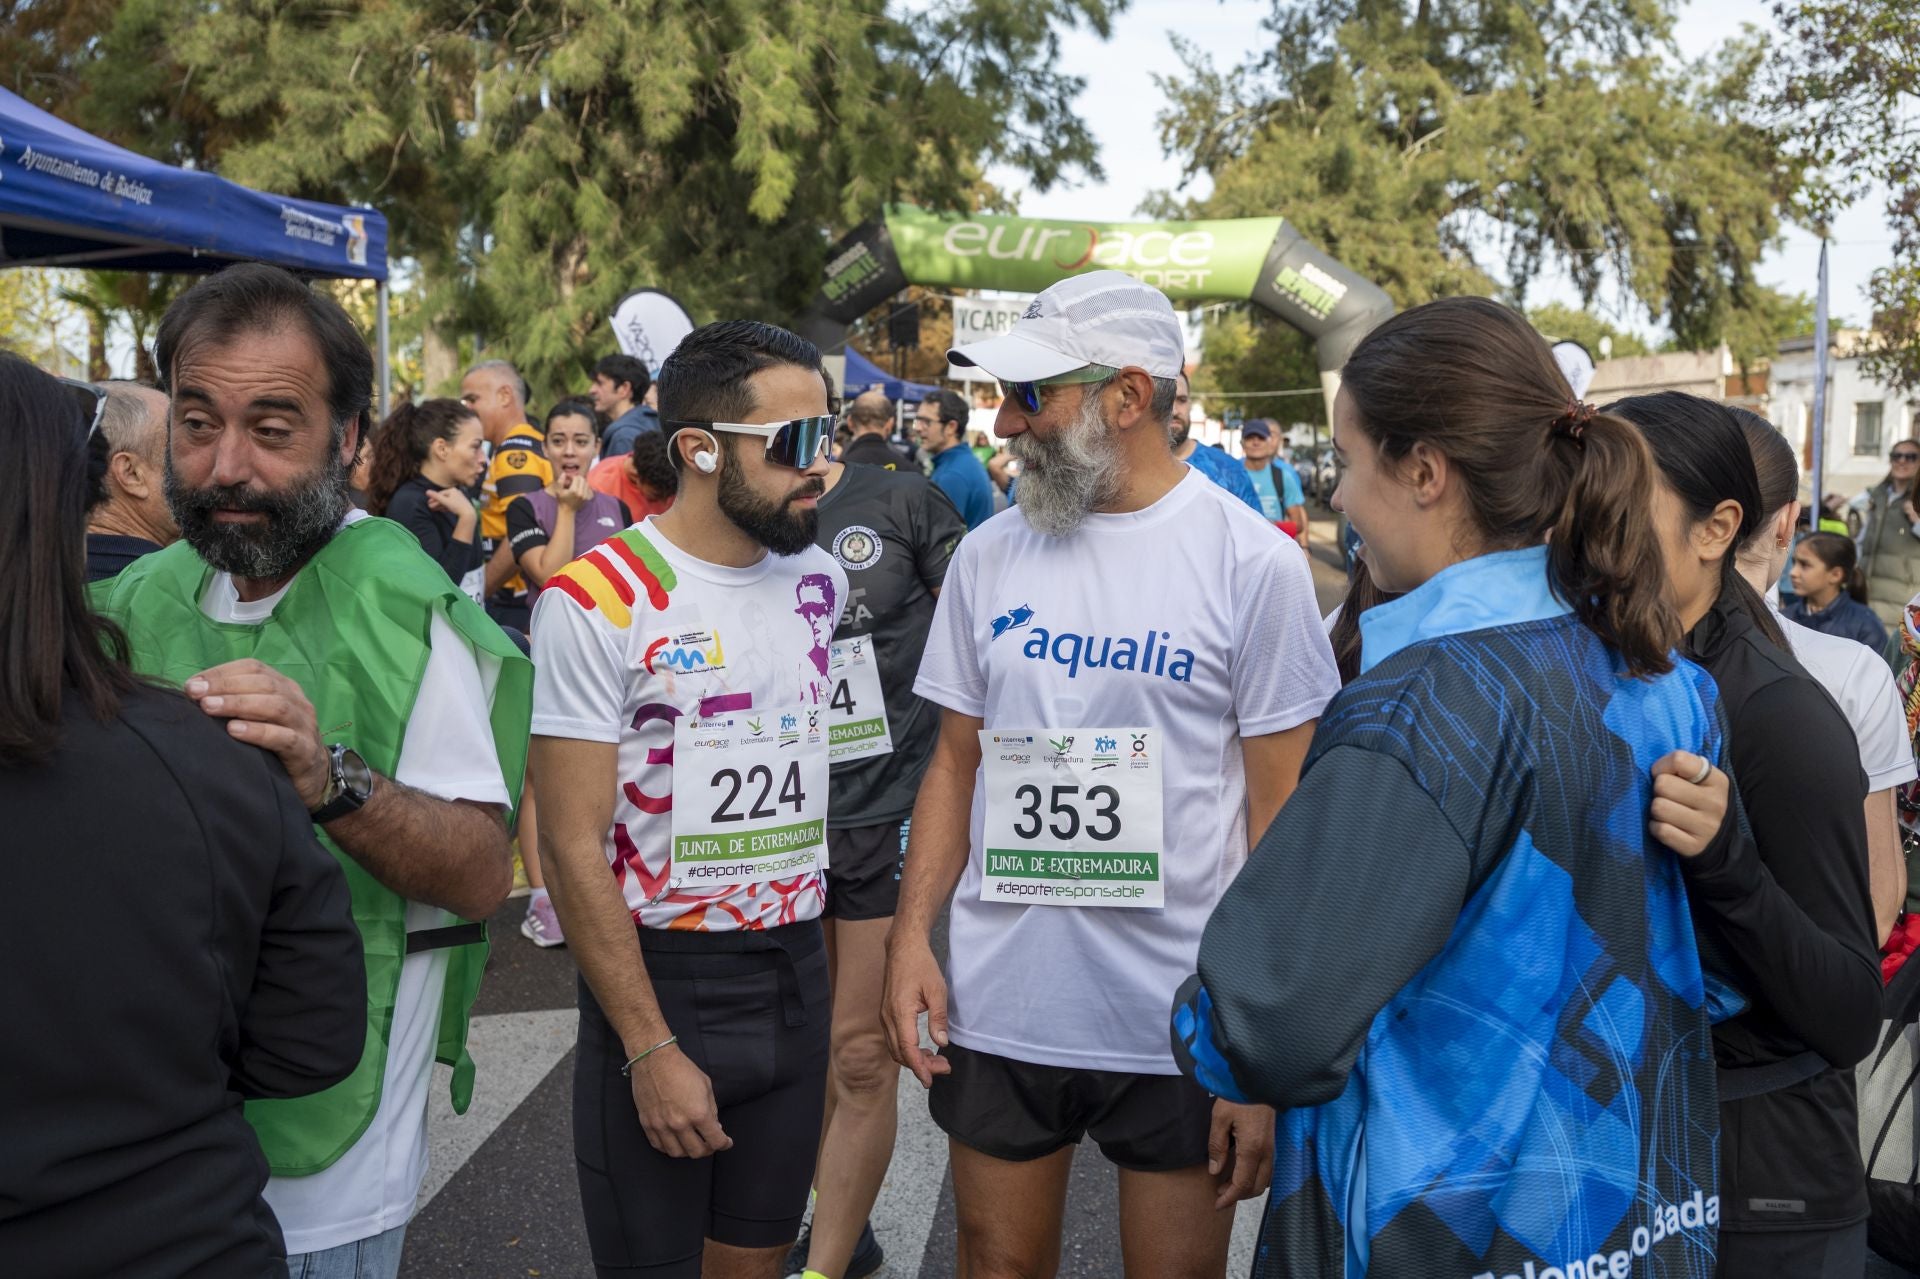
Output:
[1338,297,1680,677]
[364,398,477,516]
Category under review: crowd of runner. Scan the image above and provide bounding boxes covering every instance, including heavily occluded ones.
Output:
[8,260,1920,1279]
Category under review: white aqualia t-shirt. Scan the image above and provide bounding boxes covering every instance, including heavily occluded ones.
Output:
[200,510,512,1255]
[914,469,1341,1073]
[529,518,849,931]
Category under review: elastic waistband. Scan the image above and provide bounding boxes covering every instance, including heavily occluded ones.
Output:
[637,917,823,958]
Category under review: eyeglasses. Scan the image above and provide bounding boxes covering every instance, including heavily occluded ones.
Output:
[665,416,835,470]
[1000,364,1118,415]
[58,377,107,444]
[1894,451,1920,462]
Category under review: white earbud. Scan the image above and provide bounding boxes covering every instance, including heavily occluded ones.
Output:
[692,450,718,474]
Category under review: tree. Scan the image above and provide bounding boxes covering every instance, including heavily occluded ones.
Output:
[40,0,1120,405]
[1155,0,1801,394]
[1771,0,1920,395]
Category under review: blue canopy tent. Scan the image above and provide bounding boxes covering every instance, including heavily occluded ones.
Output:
[0,87,395,413]
[842,345,940,402]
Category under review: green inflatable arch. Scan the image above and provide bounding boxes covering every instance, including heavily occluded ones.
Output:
[798,204,1395,409]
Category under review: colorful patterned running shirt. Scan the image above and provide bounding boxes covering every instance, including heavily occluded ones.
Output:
[529,518,848,931]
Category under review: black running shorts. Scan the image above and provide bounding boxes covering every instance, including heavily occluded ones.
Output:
[927,1041,1216,1172]
[823,818,910,921]
[573,920,830,1277]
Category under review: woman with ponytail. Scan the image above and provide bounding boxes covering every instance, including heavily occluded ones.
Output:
[1173,297,1732,1279]
[364,398,487,601]
[1789,532,1889,653]
[1611,391,1882,1277]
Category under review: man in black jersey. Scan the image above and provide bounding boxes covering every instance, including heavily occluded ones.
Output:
[786,452,965,1279]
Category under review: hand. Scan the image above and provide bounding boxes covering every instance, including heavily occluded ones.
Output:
[185,659,330,808]
[555,473,592,511]
[1649,750,1730,857]
[1905,499,1918,526]
[427,486,476,521]
[882,937,952,1087]
[628,1043,732,1158]
[1207,1100,1275,1209]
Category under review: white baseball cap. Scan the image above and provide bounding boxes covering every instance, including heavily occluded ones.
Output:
[947,270,1186,382]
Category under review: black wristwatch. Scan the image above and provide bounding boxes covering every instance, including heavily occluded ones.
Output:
[310,744,375,823]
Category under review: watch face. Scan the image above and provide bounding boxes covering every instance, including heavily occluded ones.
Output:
[339,747,375,797]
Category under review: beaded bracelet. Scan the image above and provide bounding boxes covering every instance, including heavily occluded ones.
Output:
[619,1034,679,1077]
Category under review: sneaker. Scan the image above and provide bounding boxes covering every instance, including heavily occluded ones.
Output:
[782,1220,884,1279]
[520,894,565,948]
[509,847,532,899]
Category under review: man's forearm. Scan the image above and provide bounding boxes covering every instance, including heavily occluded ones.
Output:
[531,736,673,1053]
[892,746,976,945]
[324,779,510,919]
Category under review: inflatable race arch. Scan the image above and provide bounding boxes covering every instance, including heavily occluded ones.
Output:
[798,205,1395,409]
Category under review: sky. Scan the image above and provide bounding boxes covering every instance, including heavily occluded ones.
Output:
[983,0,1895,342]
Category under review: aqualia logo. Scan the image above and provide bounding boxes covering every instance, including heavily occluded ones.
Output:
[994,607,1197,682]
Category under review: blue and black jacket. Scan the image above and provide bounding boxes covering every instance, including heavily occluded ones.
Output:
[1172,546,1725,1278]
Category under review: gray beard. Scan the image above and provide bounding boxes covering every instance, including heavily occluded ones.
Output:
[1007,393,1123,537]
[166,447,352,581]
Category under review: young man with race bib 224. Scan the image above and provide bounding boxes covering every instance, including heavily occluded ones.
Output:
[531,321,847,1279]
[881,271,1342,1278]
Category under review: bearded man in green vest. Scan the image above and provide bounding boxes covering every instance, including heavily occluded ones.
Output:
[93,263,532,1279]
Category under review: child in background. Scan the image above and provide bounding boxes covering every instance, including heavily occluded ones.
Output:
[1789,531,1890,653]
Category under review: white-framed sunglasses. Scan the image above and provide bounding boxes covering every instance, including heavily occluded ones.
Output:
[664,416,834,469]
[58,376,108,443]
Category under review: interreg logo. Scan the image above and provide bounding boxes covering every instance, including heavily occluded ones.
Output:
[644,629,727,674]
[998,607,1197,683]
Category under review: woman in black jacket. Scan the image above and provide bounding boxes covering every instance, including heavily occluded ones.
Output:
[363,397,488,600]
[1615,391,1883,1277]
[0,353,365,1276]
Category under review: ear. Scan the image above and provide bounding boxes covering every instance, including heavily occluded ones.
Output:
[1694,498,1745,561]
[1403,439,1451,508]
[110,450,151,500]
[339,414,364,467]
[1109,369,1156,431]
[1773,500,1801,549]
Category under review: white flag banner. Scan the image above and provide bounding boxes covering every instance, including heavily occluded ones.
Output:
[609,289,695,375]
[947,296,1034,382]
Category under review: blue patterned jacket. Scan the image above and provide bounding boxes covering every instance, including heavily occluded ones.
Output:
[1173,546,1725,1278]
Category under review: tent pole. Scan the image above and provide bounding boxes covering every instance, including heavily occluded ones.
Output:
[375,280,392,421]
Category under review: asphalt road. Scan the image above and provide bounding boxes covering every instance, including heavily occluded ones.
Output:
[398,510,1349,1278]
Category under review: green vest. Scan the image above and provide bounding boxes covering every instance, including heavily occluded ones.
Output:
[91,517,532,1175]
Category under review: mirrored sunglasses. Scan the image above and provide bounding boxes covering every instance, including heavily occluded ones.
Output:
[1000,364,1118,414]
[666,416,835,469]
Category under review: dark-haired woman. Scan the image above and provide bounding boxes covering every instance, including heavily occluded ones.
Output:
[0,352,364,1276]
[1856,438,1920,629]
[506,400,633,601]
[1789,531,1890,653]
[1172,297,1730,1277]
[365,398,488,602]
[1735,411,1911,947]
[1614,390,1882,1278]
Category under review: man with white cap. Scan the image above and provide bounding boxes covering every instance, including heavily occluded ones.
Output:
[880,271,1341,1276]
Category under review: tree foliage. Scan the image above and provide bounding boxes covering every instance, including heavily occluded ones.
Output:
[1527,304,1650,360]
[20,0,1120,403]
[1771,0,1920,396]
[1156,0,1800,393]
